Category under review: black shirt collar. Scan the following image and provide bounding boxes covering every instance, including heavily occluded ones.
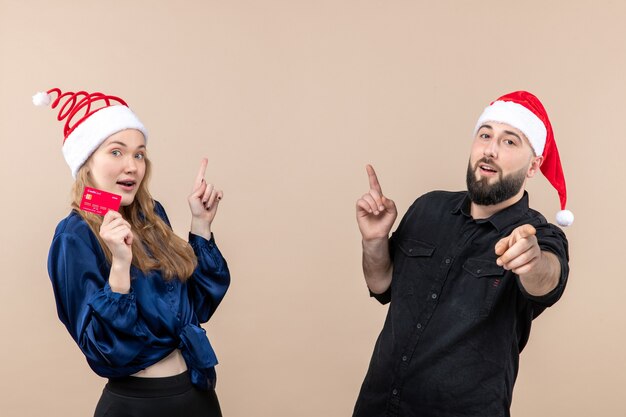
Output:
[453,191,530,232]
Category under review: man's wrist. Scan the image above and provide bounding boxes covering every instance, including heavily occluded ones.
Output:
[519,251,560,296]
[362,236,389,245]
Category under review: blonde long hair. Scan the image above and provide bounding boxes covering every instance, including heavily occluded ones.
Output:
[71,157,197,281]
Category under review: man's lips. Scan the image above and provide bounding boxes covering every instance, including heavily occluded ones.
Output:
[478,164,498,174]
[475,159,500,176]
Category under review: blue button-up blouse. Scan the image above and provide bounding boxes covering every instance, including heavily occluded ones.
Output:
[47,201,230,390]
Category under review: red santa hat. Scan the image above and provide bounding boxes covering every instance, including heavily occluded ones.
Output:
[33,88,148,178]
[474,91,573,227]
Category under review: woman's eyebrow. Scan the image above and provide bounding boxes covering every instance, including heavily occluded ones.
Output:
[106,141,146,149]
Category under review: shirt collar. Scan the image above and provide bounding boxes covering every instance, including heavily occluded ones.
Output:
[452,191,530,232]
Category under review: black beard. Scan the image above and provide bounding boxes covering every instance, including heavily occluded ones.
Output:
[466,159,527,206]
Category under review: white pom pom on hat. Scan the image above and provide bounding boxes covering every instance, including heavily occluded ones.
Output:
[32,91,51,106]
[33,88,148,178]
[556,210,574,227]
[475,91,573,227]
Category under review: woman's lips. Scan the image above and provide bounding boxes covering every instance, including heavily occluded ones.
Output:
[116,180,136,192]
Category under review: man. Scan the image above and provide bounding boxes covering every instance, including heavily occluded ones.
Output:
[353,91,572,417]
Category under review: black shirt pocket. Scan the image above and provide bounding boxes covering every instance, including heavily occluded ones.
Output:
[458,258,506,319]
[392,239,436,315]
[397,239,436,258]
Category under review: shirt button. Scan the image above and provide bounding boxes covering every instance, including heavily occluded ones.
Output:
[402,355,408,362]
[445,258,451,264]
[167,285,174,291]
[476,269,482,274]
[392,388,398,396]
[431,293,437,299]
[416,323,422,329]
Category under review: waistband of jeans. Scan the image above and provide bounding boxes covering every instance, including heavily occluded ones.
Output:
[106,371,193,398]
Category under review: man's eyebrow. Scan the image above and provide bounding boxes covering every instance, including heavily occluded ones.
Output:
[477,124,493,130]
[503,130,522,141]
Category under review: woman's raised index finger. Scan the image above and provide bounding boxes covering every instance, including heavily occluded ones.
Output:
[366,164,383,194]
[195,158,209,186]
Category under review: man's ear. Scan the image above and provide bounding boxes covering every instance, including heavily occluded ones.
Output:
[527,155,544,178]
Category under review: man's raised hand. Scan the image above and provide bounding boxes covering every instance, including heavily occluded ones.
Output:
[356,165,397,241]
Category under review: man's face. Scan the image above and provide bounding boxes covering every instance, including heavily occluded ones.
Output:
[466,122,542,206]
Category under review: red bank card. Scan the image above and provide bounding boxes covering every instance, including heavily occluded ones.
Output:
[80,187,122,216]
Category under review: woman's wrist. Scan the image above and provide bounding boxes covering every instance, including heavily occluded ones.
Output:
[109,259,132,294]
[190,217,212,240]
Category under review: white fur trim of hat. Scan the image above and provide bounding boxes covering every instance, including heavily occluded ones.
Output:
[62,106,148,178]
[474,100,547,156]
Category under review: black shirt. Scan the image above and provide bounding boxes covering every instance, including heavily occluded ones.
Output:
[353,191,569,417]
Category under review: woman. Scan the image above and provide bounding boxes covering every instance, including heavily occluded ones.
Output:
[36,88,230,416]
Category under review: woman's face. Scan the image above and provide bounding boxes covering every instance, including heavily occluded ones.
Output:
[86,129,147,206]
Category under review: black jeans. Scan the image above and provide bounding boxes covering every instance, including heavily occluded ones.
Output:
[94,371,222,417]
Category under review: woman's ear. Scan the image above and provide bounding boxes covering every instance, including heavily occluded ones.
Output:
[83,159,92,176]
